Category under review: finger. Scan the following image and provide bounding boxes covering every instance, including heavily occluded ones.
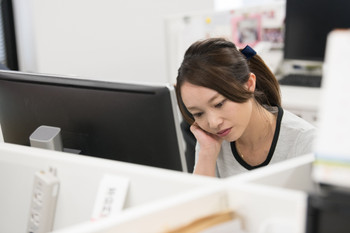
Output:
[190,123,201,134]
[189,125,198,134]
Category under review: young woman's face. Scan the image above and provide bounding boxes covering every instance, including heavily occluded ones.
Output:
[181,81,253,142]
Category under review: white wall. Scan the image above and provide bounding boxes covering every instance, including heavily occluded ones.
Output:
[12,0,213,84]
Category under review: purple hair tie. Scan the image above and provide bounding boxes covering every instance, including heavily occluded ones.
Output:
[241,45,256,59]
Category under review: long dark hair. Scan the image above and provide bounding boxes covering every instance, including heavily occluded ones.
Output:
[175,38,281,124]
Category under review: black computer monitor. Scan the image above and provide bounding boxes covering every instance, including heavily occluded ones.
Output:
[0,70,187,172]
[284,0,350,61]
[306,188,350,233]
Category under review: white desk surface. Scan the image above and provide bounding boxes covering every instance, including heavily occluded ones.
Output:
[280,85,322,111]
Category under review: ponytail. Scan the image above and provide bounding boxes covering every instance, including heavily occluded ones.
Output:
[245,53,281,107]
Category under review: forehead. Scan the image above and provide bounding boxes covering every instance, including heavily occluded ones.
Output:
[180,82,220,108]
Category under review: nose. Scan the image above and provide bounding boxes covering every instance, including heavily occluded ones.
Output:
[207,112,223,129]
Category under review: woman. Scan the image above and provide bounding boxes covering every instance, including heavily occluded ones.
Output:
[175,38,316,177]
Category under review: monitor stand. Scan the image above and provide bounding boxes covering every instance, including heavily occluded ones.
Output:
[30,125,63,151]
[30,125,81,154]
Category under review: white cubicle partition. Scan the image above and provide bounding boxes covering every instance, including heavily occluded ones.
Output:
[0,141,316,233]
[226,153,319,193]
[52,156,314,233]
[0,142,216,233]
[53,180,307,233]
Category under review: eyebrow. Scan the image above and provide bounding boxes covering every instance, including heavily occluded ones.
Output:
[186,93,221,111]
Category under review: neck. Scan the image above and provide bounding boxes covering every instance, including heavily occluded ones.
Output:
[236,103,276,150]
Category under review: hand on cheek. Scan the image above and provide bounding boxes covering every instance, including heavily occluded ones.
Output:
[190,123,223,154]
[191,122,223,176]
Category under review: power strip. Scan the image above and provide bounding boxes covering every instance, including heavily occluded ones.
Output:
[27,167,60,233]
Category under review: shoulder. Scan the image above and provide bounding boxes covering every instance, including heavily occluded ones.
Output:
[281,109,316,136]
[277,108,317,157]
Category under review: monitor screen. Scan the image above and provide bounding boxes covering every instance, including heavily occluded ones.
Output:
[284,0,350,61]
[0,70,187,172]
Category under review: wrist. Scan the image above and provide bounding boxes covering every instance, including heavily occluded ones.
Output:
[193,151,218,177]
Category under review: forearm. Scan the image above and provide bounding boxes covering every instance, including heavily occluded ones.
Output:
[193,150,218,177]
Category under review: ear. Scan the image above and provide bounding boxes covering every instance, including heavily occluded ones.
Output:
[245,73,256,92]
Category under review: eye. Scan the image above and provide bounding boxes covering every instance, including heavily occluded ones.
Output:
[192,112,203,118]
[215,99,226,108]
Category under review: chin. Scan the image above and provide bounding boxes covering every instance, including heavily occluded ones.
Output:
[224,136,236,142]
[225,132,240,142]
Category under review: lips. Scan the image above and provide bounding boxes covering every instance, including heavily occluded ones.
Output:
[217,128,231,137]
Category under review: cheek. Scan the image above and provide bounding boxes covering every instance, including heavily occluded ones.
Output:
[194,118,212,133]
[225,103,241,119]
[194,118,206,129]
[236,103,253,129]
[226,102,251,125]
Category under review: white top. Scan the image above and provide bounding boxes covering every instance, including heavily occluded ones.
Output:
[194,107,317,178]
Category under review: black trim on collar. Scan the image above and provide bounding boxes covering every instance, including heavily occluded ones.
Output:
[230,106,284,170]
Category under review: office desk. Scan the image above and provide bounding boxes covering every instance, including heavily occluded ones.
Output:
[280,85,322,126]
